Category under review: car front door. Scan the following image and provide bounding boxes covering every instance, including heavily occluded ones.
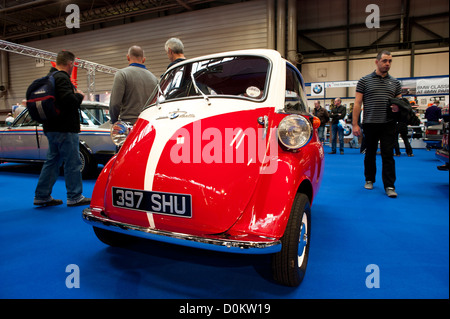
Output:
[0,110,46,160]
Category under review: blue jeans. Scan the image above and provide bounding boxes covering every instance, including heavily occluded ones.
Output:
[317,126,326,143]
[349,135,359,148]
[331,123,344,152]
[35,132,83,202]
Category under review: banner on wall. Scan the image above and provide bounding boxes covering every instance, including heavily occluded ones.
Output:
[415,78,449,95]
[308,77,449,97]
[325,81,358,88]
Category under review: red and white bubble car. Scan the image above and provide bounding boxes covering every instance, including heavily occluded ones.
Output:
[83,49,324,286]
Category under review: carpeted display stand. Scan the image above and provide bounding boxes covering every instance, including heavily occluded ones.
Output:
[1,146,448,299]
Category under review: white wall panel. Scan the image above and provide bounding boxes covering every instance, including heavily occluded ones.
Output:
[6,0,268,107]
[414,52,450,77]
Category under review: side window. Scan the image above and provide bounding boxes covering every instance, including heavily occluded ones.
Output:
[14,111,38,127]
[285,65,307,112]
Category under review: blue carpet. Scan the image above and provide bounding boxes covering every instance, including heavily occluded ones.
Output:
[0,146,448,299]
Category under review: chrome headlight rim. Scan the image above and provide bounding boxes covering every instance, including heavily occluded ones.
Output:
[277,114,313,150]
[110,121,132,147]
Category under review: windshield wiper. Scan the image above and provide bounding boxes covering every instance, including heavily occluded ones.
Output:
[156,83,166,107]
[190,72,211,106]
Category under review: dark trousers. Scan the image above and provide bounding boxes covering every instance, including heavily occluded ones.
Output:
[331,123,344,152]
[394,122,413,155]
[362,122,396,189]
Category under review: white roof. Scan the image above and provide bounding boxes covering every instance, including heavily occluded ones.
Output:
[167,49,284,72]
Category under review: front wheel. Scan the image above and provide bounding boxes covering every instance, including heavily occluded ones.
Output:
[272,193,311,287]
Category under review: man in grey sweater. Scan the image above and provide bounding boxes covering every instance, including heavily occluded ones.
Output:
[109,45,158,125]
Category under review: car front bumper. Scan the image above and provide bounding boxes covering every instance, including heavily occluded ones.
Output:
[436,148,449,164]
[82,208,281,254]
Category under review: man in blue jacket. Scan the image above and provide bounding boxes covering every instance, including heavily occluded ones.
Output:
[425,100,442,127]
[34,50,90,207]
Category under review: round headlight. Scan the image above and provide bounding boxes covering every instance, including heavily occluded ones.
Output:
[278,114,312,149]
[111,121,132,146]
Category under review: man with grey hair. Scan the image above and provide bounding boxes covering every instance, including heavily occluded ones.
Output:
[165,37,186,69]
[110,45,157,125]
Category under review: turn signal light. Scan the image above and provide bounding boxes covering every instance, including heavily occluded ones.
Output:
[312,116,321,129]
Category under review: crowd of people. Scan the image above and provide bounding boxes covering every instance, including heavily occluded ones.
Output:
[32,37,186,207]
[9,42,444,206]
[313,51,446,198]
[314,96,445,152]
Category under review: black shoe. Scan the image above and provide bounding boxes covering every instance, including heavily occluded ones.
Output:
[328,151,336,154]
[34,198,63,207]
[340,151,344,155]
[67,196,91,207]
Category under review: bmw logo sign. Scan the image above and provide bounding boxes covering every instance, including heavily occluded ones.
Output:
[169,112,180,119]
[313,84,323,95]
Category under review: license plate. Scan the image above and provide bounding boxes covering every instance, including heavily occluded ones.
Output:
[112,187,192,218]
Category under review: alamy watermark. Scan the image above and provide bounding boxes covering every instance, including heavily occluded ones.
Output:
[65,264,80,289]
[66,4,80,29]
[64,4,381,30]
[365,264,380,288]
[366,4,380,29]
[168,122,279,175]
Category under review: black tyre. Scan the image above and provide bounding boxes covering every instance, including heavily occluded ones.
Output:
[272,193,311,287]
[93,227,137,247]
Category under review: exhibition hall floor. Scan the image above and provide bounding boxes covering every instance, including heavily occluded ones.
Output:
[1,146,448,299]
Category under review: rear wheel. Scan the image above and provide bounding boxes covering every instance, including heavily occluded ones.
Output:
[272,193,311,287]
[79,146,97,178]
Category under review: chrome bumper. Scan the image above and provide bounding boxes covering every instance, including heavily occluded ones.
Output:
[82,208,281,254]
[436,149,449,164]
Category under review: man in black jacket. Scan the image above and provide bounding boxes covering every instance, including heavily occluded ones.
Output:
[34,50,91,207]
[313,100,329,143]
[329,98,347,154]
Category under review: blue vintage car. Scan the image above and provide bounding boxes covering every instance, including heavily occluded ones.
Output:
[0,101,116,177]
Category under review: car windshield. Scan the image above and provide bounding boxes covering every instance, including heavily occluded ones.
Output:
[81,105,110,125]
[150,55,270,105]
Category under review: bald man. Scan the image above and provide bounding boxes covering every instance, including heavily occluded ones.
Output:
[110,45,158,124]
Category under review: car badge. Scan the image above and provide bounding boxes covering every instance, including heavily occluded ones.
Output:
[156,110,195,120]
[169,112,180,119]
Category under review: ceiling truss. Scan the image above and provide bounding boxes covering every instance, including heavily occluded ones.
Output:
[0,39,118,98]
[0,0,224,42]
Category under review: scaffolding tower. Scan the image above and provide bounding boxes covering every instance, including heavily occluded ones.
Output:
[0,40,118,99]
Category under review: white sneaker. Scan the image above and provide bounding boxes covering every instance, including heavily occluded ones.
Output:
[364,181,374,190]
[385,187,397,198]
